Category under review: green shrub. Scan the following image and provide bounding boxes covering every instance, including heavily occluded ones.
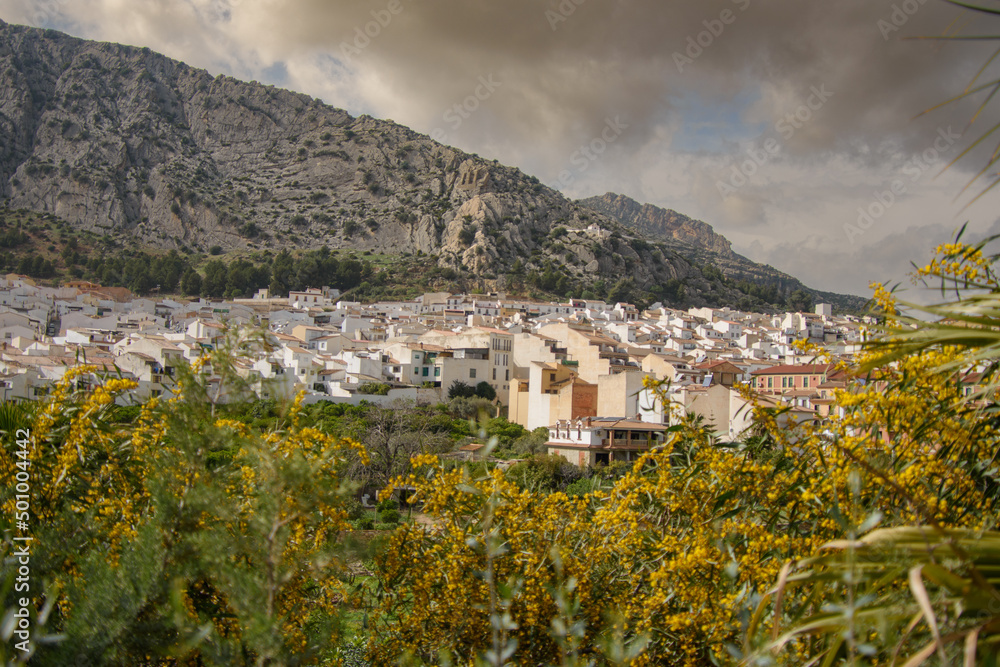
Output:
[448,381,477,400]
[378,509,401,524]
[343,497,366,521]
[564,477,595,498]
[505,454,584,493]
[377,498,398,512]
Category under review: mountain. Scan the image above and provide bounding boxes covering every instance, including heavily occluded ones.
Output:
[578,193,735,258]
[0,20,866,311]
[578,193,866,312]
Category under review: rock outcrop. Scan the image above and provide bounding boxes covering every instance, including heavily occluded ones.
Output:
[578,193,735,258]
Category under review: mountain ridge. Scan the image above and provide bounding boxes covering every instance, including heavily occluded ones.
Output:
[577,192,861,310]
[578,193,735,258]
[0,20,866,312]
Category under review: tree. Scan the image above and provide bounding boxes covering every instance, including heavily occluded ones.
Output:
[347,401,450,491]
[447,380,476,399]
[200,259,227,298]
[784,288,813,313]
[180,269,201,296]
[474,381,496,401]
[606,277,636,305]
[269,249,294,297]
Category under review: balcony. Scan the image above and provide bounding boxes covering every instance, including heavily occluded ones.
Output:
[602,438,656,450]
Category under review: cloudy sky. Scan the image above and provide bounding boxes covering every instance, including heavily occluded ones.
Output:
[2,0,999,299]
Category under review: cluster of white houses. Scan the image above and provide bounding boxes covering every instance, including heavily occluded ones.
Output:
[0,275,888,466]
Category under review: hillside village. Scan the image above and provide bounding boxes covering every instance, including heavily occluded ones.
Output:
[0,275,876,466]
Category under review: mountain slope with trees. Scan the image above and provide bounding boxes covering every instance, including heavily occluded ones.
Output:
[0,20,865,311]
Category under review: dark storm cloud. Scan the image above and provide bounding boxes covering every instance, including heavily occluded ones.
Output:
[248,0,995,162]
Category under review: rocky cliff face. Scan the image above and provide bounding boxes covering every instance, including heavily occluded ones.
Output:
[0,20,865,311]
[579,192,865,309]
[578,193,735,258]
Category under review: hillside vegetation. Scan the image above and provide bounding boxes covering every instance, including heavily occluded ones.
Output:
[0,20,865,311]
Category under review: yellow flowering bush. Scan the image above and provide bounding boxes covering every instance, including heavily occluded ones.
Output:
[368,240,1000,665]
[0,355,367,665]
[2,238,999,665]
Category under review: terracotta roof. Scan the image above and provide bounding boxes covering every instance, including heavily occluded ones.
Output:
[696,360,740,370]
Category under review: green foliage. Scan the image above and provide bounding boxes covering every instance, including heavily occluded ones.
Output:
[343,497,366,521]
[377,498,398,512]
[563,477,597,498]
[448,380,476,399]
[458,221,477,246]
[0,229,29,248]
[357,382,391,396]
[481,417,528,450]
[505,454,585,493]
[378,508,401,524]
[0,353,362,665]
[510,427,550,457]
[180,269,202,296]
[784,288,814,313]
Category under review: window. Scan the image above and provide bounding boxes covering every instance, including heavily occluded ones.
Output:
[434,367,440,377]
[422,368,429,377]
[505,369,510,381]
[803,376,809,388]
[492,368,497,381]
[470,368,477,379]
[550,373,556,382]
[767,377,772,388]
